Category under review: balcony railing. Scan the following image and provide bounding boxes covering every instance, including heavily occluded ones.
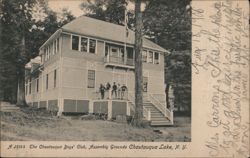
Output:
[104,56,134,68]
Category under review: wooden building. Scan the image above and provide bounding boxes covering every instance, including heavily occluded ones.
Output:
[25,16,173,126]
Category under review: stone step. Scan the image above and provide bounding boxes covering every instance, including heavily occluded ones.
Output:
[151,120,172,126]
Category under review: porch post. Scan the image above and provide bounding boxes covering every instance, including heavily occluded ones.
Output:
[107,100,112,120]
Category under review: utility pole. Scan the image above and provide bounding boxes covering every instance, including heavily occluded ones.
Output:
[132,0,143,127]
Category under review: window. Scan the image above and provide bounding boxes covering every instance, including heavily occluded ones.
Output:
[105,45,109,56]
[54,70,57,88]
[29,77,31,94]
[110,47,118,57]
[48,45,51,59]
[25,85,28,95]
[87,70,95,88]
[148,51,153,63]
[142,50,147,62]
[89,39,96,53]
[36,78,39,92]
[143,77,148,92]
[72,35,79,51]
[46,74,48,90]
[127,47,134,59]
[53,41,56,54]
[154,52,159,64]
[81,37,88,52]
[56,38,59,53]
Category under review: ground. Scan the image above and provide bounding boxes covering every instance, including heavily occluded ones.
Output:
[0,105,191,142]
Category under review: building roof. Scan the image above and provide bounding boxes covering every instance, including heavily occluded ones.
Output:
[61,16,168,53]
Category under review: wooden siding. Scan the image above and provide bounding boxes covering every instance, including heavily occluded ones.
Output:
[93,101,108,114]
[112,101,127,118]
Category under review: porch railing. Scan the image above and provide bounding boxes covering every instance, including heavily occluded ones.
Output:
[104,56,134,66]
[148,94,173,124]
[128,92,151,121]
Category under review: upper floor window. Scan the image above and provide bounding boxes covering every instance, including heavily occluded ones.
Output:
[142,50,147,62]
[71,35,97,54]
[81,37,88,52]
[154,52,159,64]
[148,51,153,63]
[105,45,109,56]
[72,35,79,51]
[89,39,96,53]
[53,40,56,55]
[56,38,59,53]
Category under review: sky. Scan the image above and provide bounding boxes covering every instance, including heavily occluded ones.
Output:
[48,0,84,17]
[48,0,139,17]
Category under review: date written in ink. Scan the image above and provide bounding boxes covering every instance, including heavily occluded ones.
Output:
[7,144,26,149]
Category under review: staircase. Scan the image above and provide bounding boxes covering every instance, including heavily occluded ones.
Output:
[128,93,173,126]
[143,102,171,126]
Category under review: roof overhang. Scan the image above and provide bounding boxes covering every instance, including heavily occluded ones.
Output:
[39,29,62,55]
[61,29,168,54]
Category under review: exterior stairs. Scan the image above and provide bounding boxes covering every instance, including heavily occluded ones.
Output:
[143,102,171,126]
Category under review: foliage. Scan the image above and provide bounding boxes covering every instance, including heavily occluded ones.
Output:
[143,0,191,51]
[0,0,75,103]
[80,0,135,29]
[143,0,191,113]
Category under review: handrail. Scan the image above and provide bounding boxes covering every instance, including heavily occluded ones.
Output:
[149,94,171,117]
[128,92,150,121]
[104,56,134,66]
[148,94,173,124]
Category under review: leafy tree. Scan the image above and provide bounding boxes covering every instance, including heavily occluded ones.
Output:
[80,0,134,29]
[143,0,191,114]
[0,0,75,104]
[0,0,37,106]
[143,0,191,51]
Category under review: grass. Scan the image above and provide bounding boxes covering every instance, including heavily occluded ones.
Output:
[0,107,191,141]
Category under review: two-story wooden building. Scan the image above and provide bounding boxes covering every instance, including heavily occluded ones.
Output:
[25,16,173,126]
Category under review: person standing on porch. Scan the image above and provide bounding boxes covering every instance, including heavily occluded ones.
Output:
[121,84,128,100]
[111,82,117,99]
[117,83,121,99]
[99,84,106,99]
[106,82,111,99]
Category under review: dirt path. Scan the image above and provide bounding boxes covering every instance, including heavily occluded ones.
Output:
[0,107,191,141]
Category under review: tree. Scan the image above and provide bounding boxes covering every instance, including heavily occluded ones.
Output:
[132,0,144,127]
[143,0,191,114]
[0,0,75,105]
[80,0,135,29]
[143,0,191,50]
[1,0,37,106]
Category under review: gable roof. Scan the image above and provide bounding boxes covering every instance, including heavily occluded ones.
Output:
[61,16,168,53]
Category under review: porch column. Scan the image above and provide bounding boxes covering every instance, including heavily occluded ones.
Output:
[107,100,112,120]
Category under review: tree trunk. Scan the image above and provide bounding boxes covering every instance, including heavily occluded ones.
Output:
[132,0,143,127]
[16,35,27,107]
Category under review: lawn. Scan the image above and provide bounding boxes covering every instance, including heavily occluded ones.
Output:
[0,106,191,142]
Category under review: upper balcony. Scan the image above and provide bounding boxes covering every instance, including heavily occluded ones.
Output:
[104,43,135,69]
[104,55,134,69]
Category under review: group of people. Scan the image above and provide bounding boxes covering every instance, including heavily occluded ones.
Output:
[99,82,128,100]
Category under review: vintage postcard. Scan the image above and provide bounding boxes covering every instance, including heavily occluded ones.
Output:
[0,0,249,157]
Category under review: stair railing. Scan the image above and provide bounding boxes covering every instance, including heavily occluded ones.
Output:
[148,94,173,124]
[128,92,151,121]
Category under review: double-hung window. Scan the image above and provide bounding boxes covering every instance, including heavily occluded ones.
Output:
[154,52,159,64]
[142,50,147,62]
[80,37,88,52]
[89,39,96,53]
[148,51,153,63]
[87,70,95,88]
[72,35,79,51]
